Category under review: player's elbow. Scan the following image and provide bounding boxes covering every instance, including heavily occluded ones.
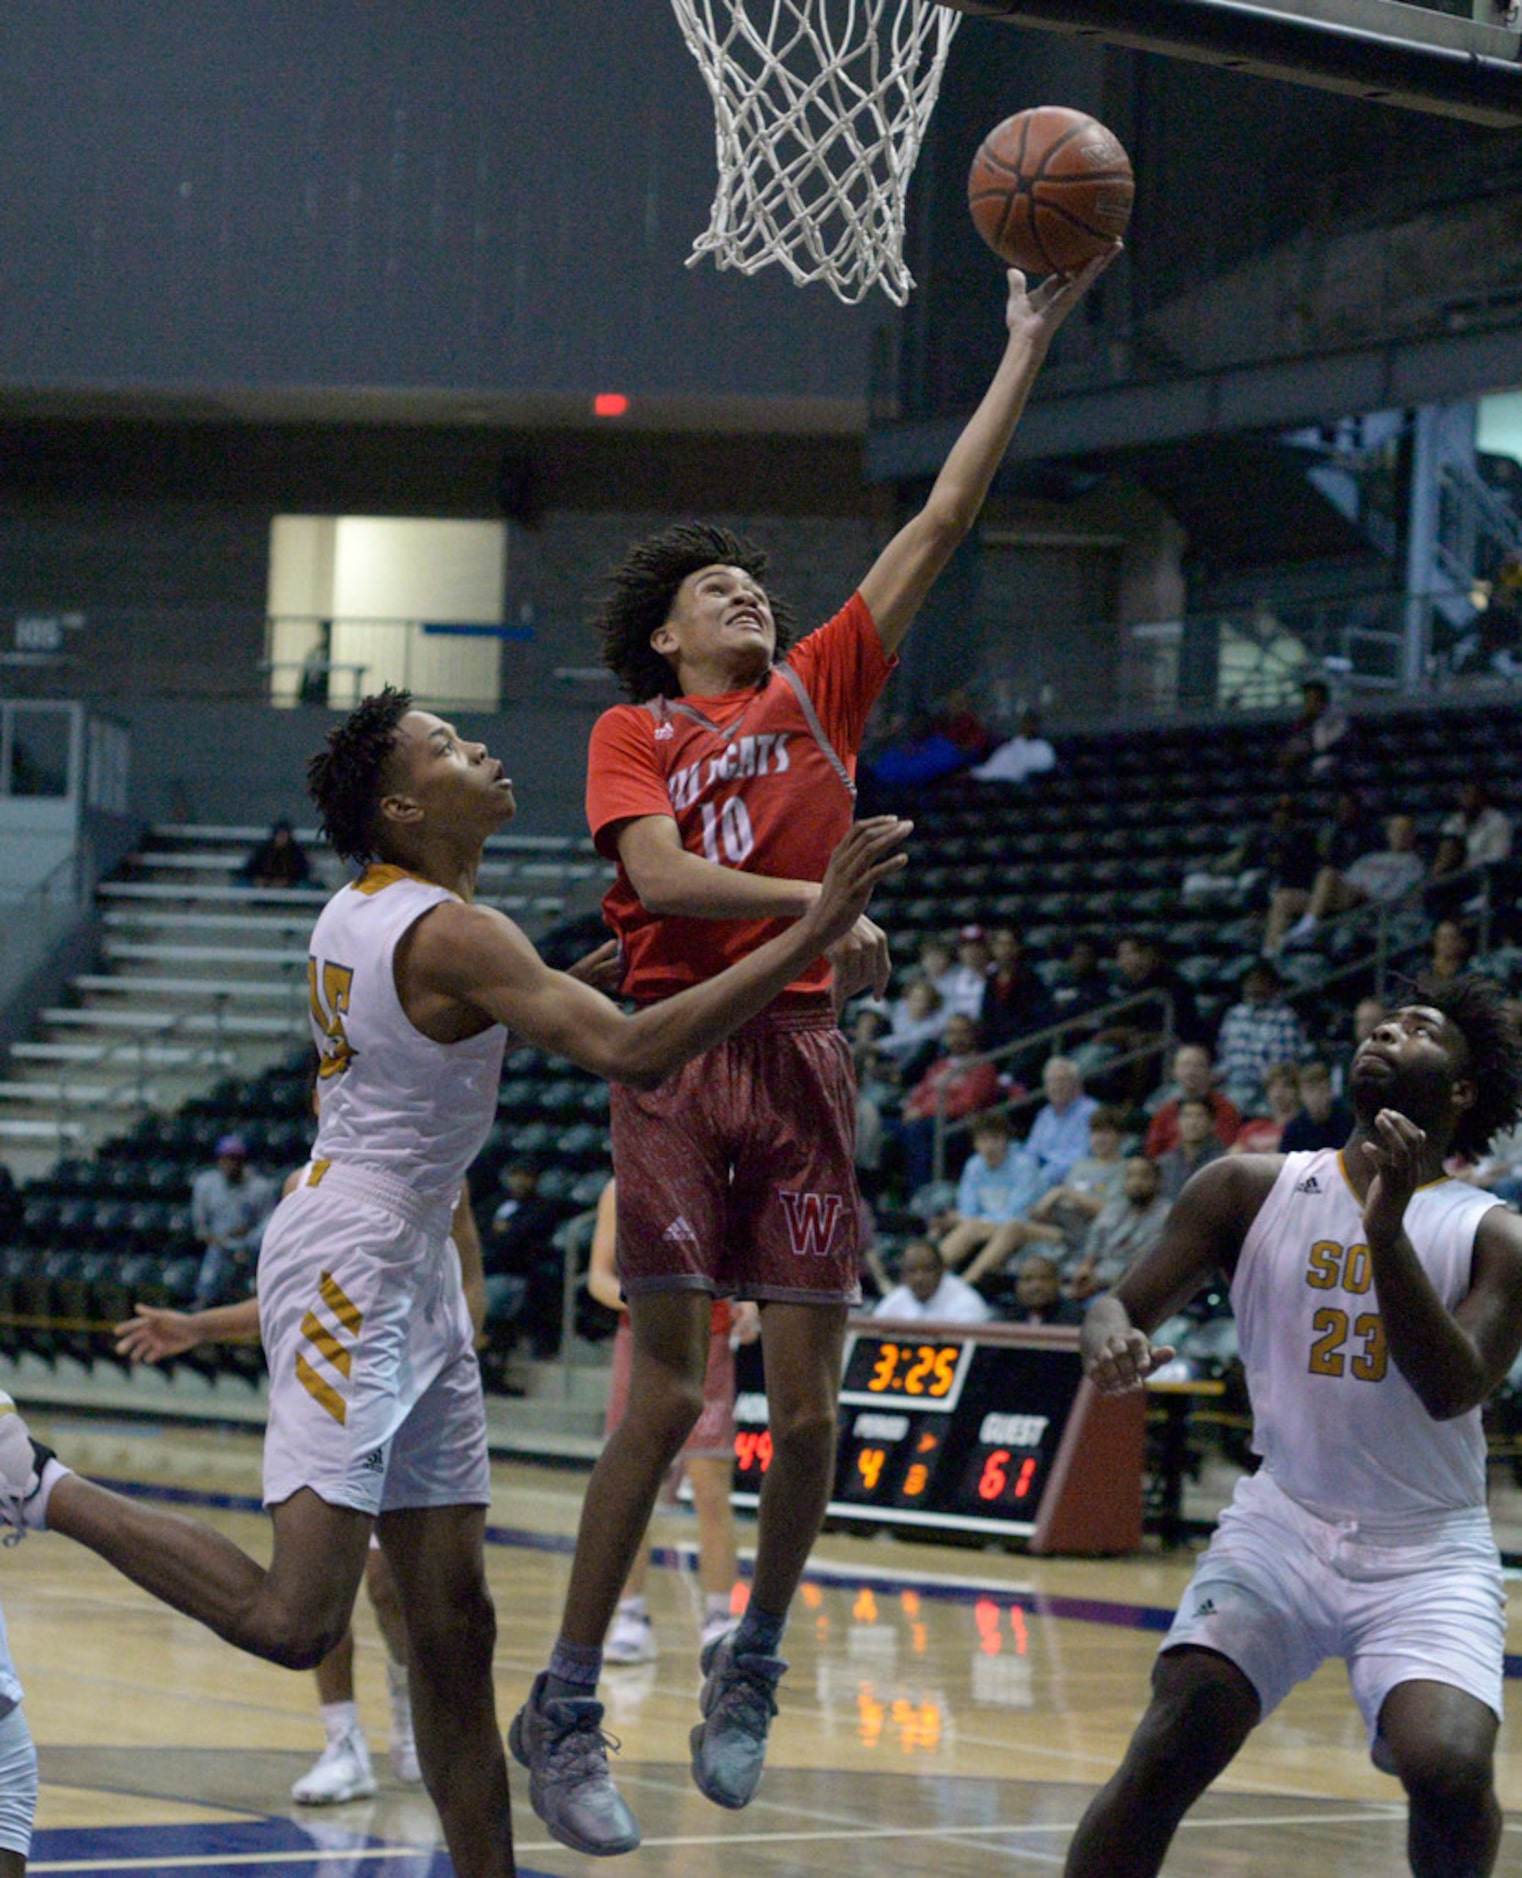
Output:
[919,497,978,553]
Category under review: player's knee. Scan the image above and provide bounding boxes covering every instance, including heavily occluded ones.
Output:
[407,1573,497,1672]
[261,1609,351,1671]
[767,1398,837,1457]
[1398,1735,1494,1818]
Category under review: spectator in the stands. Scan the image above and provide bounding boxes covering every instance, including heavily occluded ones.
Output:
[238,817,312,890]
[980,926,1057,1055]
[1049,935,1113,1029]
[893,1013,1003,1191]
[1213,960,1308,1105]
[1282,812,1425,946]
[917,936,959,1009]
[1468,1113,1522,1206]
[190,1135,277,1310]
[1153,1094,1225,1201]
[878,977,948,1078]
[1278,1058,1351,1152]
[940,925,991,1022]
[1026,1055,1098,1187]
[1112,933,1205,1044]
[1028,1104,1128,1252]
[483,1159,568,1359]
[936,1111,1056,1280]
[1433,779,1513,881]
[1144,1043,1242,1157]
[1065,1155,1168,1300]
[1426,917,1475,988]
[1007,1252,1084,1326]
[970,706,1057,784]
[1229,1061,1302,1154]
[1275,676,1349,783]
[873,1239,991,1325]
[1261,791,1370,953]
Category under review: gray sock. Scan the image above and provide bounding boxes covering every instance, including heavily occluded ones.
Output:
[545,1637,603,1701]
[732,1603,786,1658]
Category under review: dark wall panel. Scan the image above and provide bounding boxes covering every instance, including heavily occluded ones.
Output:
[0,1,875,401]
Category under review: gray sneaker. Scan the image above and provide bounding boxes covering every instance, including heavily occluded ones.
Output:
[508,1672,640,1857]
[689,1634,787,1809]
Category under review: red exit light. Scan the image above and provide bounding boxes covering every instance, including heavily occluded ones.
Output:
[594,392,629,417]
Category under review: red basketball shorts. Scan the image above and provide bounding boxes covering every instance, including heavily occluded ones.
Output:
[610,995,862,1306]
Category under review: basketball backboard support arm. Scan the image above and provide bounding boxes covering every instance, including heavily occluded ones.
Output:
[938,0,1522,128]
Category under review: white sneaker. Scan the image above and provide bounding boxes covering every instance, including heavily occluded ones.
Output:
[387,1664,422,1784]
[0,1394,53,1539]
[701,1610,738,1653]
[292,1726,378,1805]
[604,1609,658,1665]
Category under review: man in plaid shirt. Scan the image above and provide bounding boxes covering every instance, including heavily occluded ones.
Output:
[1213,960,1308,1106]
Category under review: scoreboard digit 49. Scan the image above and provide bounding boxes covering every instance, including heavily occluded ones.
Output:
[731,1321,1144,1553]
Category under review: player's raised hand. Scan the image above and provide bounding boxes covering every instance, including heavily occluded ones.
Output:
[808,817,912,948]
[565,938,623,996]
[1009,245,1120,340]
[1363,1107,1425,1244]
[114,1304,203,1365]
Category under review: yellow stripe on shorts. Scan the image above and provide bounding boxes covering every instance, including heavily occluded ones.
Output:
[295,1352,347,1425]
[319,1271,363,1334]
[299,1310,353,1379]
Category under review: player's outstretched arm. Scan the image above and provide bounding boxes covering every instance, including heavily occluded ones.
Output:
[114,1297,261,1364]
[1081,1156,1268,1393]
[414,815,910,1089]
[858,250,1119,655]
[1363,1108,1522,1417]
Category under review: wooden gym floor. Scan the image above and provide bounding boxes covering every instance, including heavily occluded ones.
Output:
[6,1410,1522,1876]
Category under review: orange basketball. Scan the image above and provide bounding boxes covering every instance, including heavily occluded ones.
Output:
[967,106,1133,277]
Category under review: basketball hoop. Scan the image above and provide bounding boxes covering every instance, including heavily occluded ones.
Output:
[669,0,961,306]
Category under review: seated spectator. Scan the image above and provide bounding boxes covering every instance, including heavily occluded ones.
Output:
[1145,1043,1242,1157]
[1261,792,1369,952]
[1029,1103,1128,1251]
[865,711,976,789]
[1154,1094,1225,1200]
[191,1135,277,1310]
[892,1013,1003,1191]
[1230,1063,1303,1154]
[932,687,995,763]
[918,936,959,1009]
[1026,1055,1098,1187]
[484,1160,567,1358]
[940,925,991,1022]
[878,977,948,1074]
[239,817,312,889]
[970,707,1057,784]
[1106,933,1206,1050]
[1066,1156,1169,1300]
[1426,917,1474,987]
[980,926,1057,1055]
[1279,1058,1351,1152]
[1049,936,1112,1029]
[1213,960,1308,1106]
[873,1239,991,1325]
[1326,994,1388,1099]
[1282,813,1424,946]
[1007,1252,1084,1326]
[1275,676,1349,783]
[937,1112,1058,1283]
[1432,779,1512,881]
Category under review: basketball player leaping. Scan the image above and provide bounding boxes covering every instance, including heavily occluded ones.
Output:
[511,250,1117,1858]
[1067,978,1522,1878]
[0,690,908,1878]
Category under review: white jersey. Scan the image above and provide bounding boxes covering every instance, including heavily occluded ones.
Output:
[1232,1147,1503,1521]
[306,864,506,1214]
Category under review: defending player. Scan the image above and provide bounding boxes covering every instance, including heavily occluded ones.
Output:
[512,251,1117,1857]
[1067,978,1522,1878]
[0,689,908,1878]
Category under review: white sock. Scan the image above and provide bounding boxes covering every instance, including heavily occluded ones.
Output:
[705,1592,731,1623]
[386,1659,410,1701]
[617,1596,649,1621]
[32,1457,72,1529]
[319,1700,359,1746]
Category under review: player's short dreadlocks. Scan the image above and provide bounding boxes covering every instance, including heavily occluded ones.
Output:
[596,522,798,701]
[1404,973,1522,1160]
[306,686,413,864]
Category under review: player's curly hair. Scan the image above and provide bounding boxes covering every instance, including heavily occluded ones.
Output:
[1403,973,1522,1159]
[306,686,413,863]
[596,522,798,701]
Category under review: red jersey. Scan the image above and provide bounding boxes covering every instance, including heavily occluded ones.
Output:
[586,593,894,1001]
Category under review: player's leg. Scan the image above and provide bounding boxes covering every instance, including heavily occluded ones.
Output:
[1378,1681,1501,1878]
[687,1452,740,1649]
[0,1702,35,1878]
[363,1542,421,1782]
[377,1505,513,1878]
[1063,1646,1260,1877]
[295,1624,378,1806]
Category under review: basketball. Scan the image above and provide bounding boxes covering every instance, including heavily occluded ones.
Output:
[967,106,1134,277]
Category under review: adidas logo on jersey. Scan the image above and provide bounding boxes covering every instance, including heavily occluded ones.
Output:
[662,1216,699,1247]
[654,722,675,740]
[1294,1175,1322,1195]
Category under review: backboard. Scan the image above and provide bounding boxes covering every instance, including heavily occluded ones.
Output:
[938,0,1522,126]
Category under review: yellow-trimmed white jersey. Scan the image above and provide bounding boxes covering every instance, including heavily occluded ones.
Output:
[306,864,506,1209]
[1232,1147,1503,1521]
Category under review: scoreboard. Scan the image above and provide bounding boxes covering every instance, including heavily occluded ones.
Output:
[731,1319,1144,1553]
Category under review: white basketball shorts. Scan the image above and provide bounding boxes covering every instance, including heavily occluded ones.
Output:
[260,1162,490,1517]
[1163,1467,1505,1752]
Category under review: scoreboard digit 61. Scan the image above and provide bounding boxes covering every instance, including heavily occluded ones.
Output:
[730,1320,1144,1554]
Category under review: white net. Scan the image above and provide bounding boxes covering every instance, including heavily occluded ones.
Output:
[670,0,962,306]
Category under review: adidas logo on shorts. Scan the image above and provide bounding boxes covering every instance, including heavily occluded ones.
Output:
[662,1216,699,1247]
[359,1447,386,1475]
